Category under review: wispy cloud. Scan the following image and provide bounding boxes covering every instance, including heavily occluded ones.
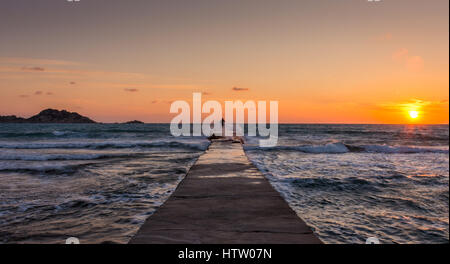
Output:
[377,99,448,112]
[405,56,424,72]
[105,83,203,91]
[392,48,424,71]
[26,91,53,96]
[232,87,249,91]
[0,66,149,80]
[22,66,45,72]
[392,48,409,61]
[124,88,139,92]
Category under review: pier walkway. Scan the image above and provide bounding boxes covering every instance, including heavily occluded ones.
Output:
[129,138,322,244]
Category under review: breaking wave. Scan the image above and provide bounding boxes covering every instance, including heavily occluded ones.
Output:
[244,142,449,154]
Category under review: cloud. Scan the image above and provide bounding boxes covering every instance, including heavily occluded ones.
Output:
[377,99,448,113]
[406,56,424,71]
[33,91,52,95]
[232,87,249,91]
[373,33,392,41]
[381,33,392,41]
[107,83,202,90]
[22,66,45,72]
[0,66,149,80]
[124,88,139,92]
[392,49,424,71]
[392,48,409,61]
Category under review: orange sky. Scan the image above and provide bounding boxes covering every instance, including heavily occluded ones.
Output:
[0,0,448,124]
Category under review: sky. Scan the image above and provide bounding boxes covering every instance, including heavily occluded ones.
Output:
[0,0,448,123]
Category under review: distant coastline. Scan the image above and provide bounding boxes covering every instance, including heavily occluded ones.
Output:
[0,109,144,124]
[123,120,145,124]
[0,109,96,123]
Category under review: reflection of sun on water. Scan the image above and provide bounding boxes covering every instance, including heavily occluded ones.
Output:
[409,110,419,119]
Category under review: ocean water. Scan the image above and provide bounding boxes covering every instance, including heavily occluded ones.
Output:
[0,124,448,244]
[244,124,449,244]
[0,124,209,244]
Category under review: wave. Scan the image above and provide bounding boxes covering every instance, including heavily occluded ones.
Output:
[0,130,83,138]
[358,145,448,154]
[0,140,209,151]
[244,142,449,154]
[0,152,140,161]
[244,142,349,153]
[0,162,86,172]
[52,130,68,136]
[0,129,168,139]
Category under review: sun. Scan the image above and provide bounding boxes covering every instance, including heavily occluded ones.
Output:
[409,110,419,119]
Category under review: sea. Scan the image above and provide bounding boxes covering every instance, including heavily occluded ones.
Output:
[0,124,448,244]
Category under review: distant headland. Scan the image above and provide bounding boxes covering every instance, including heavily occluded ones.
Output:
[0,109,96,123]
[0,109,146,124]
[0,109,148,124]
[124,120,145,124]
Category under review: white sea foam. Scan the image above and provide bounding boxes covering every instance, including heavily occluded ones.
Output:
[52,130,68,136]
[296,142,349,153]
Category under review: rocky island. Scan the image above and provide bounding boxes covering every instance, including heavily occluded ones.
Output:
[0,109,96,123]
[124,120,144,124]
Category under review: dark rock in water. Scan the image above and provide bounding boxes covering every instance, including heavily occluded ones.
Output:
[27,109,96,123]
[0,115,27,123]
[124,120,144,124]
[0,109,96,123]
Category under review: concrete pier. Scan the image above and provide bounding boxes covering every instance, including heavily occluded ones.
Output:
[129,139,322,244]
